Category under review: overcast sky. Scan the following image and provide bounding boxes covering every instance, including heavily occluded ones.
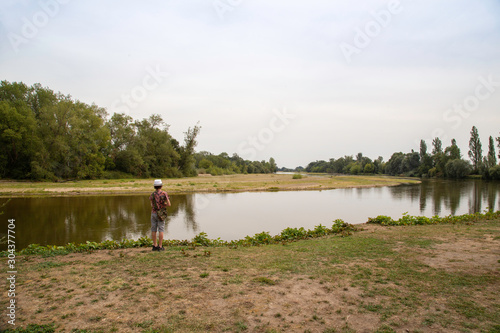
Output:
[1,0,499,168]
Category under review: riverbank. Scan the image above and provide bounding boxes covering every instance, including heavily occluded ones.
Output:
[2,216,499,332]
[0,174,419,197]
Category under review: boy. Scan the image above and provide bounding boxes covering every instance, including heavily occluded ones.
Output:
[149,179,171,251]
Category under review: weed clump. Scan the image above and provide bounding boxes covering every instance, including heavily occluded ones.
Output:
[367,210,500,226]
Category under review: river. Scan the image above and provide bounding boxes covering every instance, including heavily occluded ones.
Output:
[1,179,499,250]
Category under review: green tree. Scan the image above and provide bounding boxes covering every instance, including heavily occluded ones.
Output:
[445,159,471,179]
[445,139,461,160]
[68,102,110,179]
[178,124,201,177]
[385,152,405,176]
[269,157,277,173]
[419,140,427,160]
[373,156,384,174]
[468,126,482,173]
[0,99,39,178]
[419,139,432,176]
[363,163,374,174]
[133,115,181,178]
[385,151,420,176]
[486,136,497,168]
[429,137,445,176]
[349,163,362,175]
[497,134,500,161]
[34,97,109,179]
[198,158,213,170]
[432,137,443,155]
[0,81,41,178]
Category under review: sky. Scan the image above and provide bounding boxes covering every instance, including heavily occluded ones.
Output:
[1,0,500,168]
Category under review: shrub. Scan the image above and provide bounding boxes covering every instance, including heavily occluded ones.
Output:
[488,165,500,180]
[192,232,212,246]
[367,215,394,225]
[349,164,362,175]
[311,224,329,236]
[280,227,307,240]
[292,173,303,179]
[445,159,471,179]
[367,210,500,226]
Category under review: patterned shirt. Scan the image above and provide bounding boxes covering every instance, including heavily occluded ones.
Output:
[149,190,169,213]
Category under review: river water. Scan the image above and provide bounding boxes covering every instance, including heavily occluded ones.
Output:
[1,179,499,250]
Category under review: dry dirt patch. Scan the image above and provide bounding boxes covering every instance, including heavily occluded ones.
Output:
[4,221,500,332]
[421,236,500,274]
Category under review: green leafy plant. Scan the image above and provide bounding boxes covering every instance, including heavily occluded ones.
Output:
[367,210,500,226]
[4,210,498,258]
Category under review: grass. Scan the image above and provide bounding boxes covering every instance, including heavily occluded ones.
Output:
[0,173,420,197]
[1,216,498,332]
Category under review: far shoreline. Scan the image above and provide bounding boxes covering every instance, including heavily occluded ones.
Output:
[0,173,421,198]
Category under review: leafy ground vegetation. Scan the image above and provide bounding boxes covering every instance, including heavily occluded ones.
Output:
[1,211,499,332]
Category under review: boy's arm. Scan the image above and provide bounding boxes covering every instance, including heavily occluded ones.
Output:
[164,192,171,207]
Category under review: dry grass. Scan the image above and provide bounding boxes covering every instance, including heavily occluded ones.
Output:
[2,218,499,332]
[0,174,419,197]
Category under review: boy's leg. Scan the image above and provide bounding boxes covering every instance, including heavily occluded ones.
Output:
[159,232,163,248]
[151,213,159,248]
[158,220,165,249]
[151,231,157,247]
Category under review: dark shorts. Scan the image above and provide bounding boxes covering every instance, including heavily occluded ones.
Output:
[151,212,165,232]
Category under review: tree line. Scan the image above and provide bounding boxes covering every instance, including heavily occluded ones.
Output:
[0,81,276,180]
[296,126,500,180]
[194,152,277,175]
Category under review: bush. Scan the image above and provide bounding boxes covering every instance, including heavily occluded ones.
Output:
[488,165,500,180]
[192,232,212,246]
[280,227,307,240]
[292,173,303,179]
[445,159,471,179]
[364,163,374,174]
[367,210,500,226]
[349,164,362,175]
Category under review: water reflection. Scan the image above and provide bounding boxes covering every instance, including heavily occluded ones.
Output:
[0,194,202,250]
[0,179,498,250]
[412,179,499,216]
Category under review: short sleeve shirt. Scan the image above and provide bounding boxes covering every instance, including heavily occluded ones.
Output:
[149,190,169,213]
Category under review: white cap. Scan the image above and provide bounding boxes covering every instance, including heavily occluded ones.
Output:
[154,179,162,186]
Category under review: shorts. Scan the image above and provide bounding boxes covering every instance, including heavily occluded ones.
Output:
[151,212,165,233]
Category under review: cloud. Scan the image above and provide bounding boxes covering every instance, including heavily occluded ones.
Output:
[1,0,499,167]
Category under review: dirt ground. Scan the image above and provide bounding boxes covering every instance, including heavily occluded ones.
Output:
[2,221,499,332]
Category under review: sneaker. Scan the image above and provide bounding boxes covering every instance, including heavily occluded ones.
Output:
[158,246,165,251]
[152,245,158,251]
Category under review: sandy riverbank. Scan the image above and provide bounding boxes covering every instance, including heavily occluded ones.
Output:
[0,174,420,197]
